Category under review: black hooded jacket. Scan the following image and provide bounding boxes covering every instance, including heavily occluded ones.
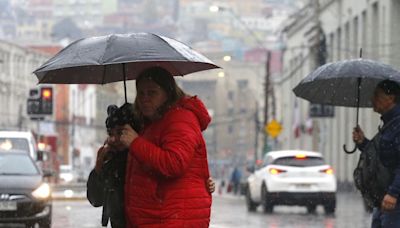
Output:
[87,149,128,228]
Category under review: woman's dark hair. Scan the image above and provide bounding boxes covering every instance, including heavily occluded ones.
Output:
[377,80,400,103]
[134,67,187,123]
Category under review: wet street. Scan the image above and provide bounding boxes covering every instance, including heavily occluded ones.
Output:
[51,191,371,228]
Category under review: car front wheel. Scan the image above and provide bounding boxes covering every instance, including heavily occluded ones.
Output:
[324,200,336,215]
[307,205,317,213]
[38,212,52,228]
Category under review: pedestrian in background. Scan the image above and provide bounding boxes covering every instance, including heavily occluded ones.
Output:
[353,80,400,227]
[119,66,213,227]
[229,167,242,195]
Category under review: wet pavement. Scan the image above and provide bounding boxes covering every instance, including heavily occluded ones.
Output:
[49,191,371,228]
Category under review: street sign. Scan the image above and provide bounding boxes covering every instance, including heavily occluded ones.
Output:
[265,119,282,138]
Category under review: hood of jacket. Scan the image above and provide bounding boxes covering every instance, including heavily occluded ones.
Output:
[174,96,211,131]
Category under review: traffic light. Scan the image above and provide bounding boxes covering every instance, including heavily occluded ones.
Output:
[40,87,53,115]
[27,88,40,115]
[27,86,53,115]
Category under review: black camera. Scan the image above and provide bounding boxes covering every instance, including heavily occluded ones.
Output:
[106,103,138,131]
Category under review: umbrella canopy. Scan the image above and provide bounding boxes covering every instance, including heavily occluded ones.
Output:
[293,58,400,153]
[33,33,220,84]
[293,59,400,108]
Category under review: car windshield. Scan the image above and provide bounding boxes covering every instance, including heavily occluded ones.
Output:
[273,156,325,167]
[0,138,30,152]
[0,154,38,175]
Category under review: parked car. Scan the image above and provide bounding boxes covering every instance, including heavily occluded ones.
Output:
[245,150,337,214]
[0,130,38,160]
[0,149,52,227]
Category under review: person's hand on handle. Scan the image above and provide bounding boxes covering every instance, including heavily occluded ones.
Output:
[352,125,365,145]
[120,124,139,148]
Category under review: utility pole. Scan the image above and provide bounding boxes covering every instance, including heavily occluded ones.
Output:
[314,0,322,68]
[254,101,259,162]
[263,51,271,156]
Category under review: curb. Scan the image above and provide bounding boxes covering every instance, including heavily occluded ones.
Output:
[52,196,87,201]
[51,192,87,201]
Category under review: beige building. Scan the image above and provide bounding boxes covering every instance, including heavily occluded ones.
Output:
[279,0,400,186]
[177,53,264,178]
[0,39,49,129]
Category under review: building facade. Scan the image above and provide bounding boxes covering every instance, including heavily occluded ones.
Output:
[0,39,49,129]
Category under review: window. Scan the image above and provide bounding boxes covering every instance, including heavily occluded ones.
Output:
[273,156,325,167]
[0,154,38,175]
[0,138,30,152]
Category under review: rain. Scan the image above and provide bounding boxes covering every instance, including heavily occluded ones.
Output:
[0,0,400,227]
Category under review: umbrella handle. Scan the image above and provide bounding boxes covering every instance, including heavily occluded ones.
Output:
[343,143,357,154]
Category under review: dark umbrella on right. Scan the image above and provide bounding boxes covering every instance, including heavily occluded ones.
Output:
[293,58,400,153]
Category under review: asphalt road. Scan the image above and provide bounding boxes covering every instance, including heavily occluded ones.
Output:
[49,191,372,228]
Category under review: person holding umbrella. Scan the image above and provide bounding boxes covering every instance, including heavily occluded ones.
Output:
[353,80,400,227]
[32,32,220,227]
[87,102,215,228]
[116,66,213,227]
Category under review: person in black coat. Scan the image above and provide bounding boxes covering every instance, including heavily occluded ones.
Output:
[353,80,400,227]
[87,104,132,228]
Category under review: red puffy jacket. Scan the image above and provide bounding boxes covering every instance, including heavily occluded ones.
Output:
[125,96,212,228]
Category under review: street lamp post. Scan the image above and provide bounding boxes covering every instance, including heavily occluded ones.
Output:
[210,5,274,160]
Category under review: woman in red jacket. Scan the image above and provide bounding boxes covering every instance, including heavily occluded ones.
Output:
[120,66,212,228]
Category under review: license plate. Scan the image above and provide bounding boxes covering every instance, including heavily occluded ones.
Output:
[296,184,311,189]
[0,201,17,211]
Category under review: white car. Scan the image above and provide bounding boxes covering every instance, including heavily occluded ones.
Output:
[246,150,337,214]
[0,131,38,160]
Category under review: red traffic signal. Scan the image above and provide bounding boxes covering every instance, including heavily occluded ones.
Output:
[41,88,52,100]
[40,87,53,115]
[27,87,54,116]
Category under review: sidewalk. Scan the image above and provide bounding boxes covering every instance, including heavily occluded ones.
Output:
[51,183,87,201]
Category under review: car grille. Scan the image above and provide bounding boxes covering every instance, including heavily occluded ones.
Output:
[0,194,47,218]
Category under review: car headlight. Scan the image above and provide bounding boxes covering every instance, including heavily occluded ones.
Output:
[32,183,51,199]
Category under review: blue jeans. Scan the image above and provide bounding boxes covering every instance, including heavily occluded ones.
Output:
[372,206,400,228]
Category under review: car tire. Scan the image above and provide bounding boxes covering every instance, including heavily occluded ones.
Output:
[25,223,35,228]
[324,200,336,215]
[246,186,258,212]
[261,184,273,213]
[307,205,317,213]
[39,219,51,228]
[39,213,52,228]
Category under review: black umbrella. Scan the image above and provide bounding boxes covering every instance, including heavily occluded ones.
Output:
[293,54,400,153]
[33,33,220,103]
